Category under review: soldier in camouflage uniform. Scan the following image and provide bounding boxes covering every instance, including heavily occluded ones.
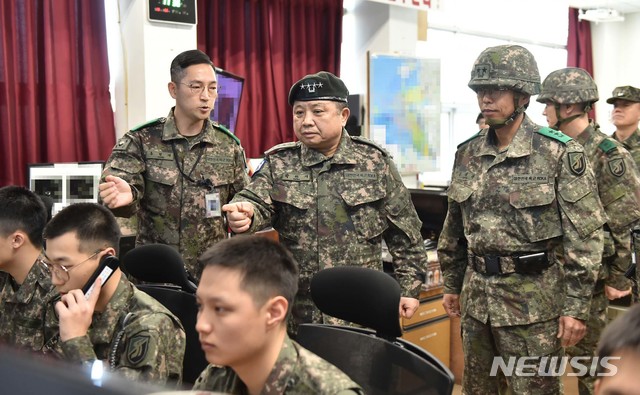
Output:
[537,68,640,395]
[607,86,640,297]
[223,71,425,335]
[40,203,185,386]
[192,235,363,394]
[100,50,249,282]
[0,186,57,352]
[438,45,606,395]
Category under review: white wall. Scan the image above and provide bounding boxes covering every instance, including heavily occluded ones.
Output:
[591,12,640,134]
[107,0,197,138]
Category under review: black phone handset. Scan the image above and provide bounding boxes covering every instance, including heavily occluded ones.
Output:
[82,255,120,300]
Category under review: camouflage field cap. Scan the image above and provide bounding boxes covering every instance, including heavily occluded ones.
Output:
[468,44,541,95]
[537,67,598,105]
[288,71,349,106]
[606,85,640,104]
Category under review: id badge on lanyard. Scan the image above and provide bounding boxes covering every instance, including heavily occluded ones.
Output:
[205,190,221,218]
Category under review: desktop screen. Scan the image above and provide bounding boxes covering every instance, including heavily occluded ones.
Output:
[211,68,244,132]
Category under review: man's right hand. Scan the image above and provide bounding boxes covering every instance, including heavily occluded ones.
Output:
[222,202,255,233]
[443,293,461,318]
[99,175,133,209]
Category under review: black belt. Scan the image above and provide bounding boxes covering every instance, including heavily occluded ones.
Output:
[469,252,553,276]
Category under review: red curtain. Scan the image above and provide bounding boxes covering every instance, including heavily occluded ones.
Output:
[0,0,115,186]
[567,7,595,120]
[197,0,343,158]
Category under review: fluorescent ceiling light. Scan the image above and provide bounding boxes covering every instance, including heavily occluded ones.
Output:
[578,8,625,23]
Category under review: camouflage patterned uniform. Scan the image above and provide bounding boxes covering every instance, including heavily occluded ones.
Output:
[43,276,186,385]
[438,45,606,395]
[192,334,363,394]
[231,131,425,334]
[0,261,56,352]
[608,86,640,295]
[538,70,640,395]
[102,109,250,281]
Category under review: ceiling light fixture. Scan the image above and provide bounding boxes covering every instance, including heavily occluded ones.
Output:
[578,8,625,23]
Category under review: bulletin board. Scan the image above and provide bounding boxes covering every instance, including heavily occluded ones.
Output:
[368,53,441,174]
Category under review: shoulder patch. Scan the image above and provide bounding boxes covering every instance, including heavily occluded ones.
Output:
[608,158,626,177]
[537,127,572,144]
[212,122,241,145]
[131,117,165,132]
[125,332,151,366]
[457,131,482,148]
[598,138,617,153]
[350,136,389,156]
[264,141,300,156]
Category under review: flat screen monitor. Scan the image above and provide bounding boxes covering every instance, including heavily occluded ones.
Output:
[211,68,244,132]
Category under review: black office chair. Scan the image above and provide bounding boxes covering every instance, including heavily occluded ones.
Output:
[122,244,207,385]
[296,266,455,395]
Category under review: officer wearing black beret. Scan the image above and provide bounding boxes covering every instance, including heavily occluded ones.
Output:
[223,71,427,335]
[287,71,349,105]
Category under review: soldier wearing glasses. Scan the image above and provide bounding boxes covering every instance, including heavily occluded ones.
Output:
[438,45,606,394]
[40,203,185,385]
[99,49,249,282]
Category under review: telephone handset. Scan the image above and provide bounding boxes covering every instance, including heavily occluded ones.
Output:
[82,255,120,299]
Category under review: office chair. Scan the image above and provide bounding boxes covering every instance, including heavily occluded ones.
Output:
[122,244,207,385]
[296,266,455,395]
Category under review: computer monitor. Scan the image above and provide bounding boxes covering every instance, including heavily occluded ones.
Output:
[210,67,245,132]
[28,161,104,217]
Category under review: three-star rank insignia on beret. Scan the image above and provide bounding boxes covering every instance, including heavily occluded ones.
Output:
[568,152,586,176]
[126,333,150,365]
[608,158,626,177]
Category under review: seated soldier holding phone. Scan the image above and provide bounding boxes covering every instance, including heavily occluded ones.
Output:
[40,203,186,386]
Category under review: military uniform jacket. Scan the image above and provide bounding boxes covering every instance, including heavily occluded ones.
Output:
[575,123,640,290]
[192,335,363,394]
[102,109,250,281]
[613,127,640,167]
[44,276,185,385]
[232,132,425,327]
[0,261,56,351]
[438,115,606,326]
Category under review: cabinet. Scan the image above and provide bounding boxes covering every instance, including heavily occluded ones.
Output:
[401,289,450,368]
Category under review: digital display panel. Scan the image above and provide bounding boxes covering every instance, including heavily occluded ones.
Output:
[148,0,196,25]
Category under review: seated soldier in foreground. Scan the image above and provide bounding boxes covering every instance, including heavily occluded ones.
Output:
[192,235,363,394]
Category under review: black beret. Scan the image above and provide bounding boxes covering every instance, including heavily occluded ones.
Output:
[288,71,349,106]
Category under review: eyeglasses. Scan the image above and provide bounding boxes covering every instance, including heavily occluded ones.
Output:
[40,249,103,282]
[179,82,218,96]
[476,87,510,100]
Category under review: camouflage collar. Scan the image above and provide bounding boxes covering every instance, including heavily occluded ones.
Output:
[262,335,299,394]
[6,258,53,304]
[161,108,217,144]
[613,128,640,148]
[88,276,133,345]
[300,130,357,167]
[575,123,596,147]
[475,114,535,159]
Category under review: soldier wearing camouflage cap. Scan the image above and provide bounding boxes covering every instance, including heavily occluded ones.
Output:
[538,68,640,395]
[223,71,426,335]
[99,50,250,282]
[608,86,640,300]
[439,45,606,394]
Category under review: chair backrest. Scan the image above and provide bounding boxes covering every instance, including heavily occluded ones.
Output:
[135,285,207,385]
[122,244,196,293]
[297,266,454,395]
[122,244,206,385]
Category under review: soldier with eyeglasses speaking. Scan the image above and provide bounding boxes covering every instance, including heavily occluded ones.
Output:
[99,50,250,282]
